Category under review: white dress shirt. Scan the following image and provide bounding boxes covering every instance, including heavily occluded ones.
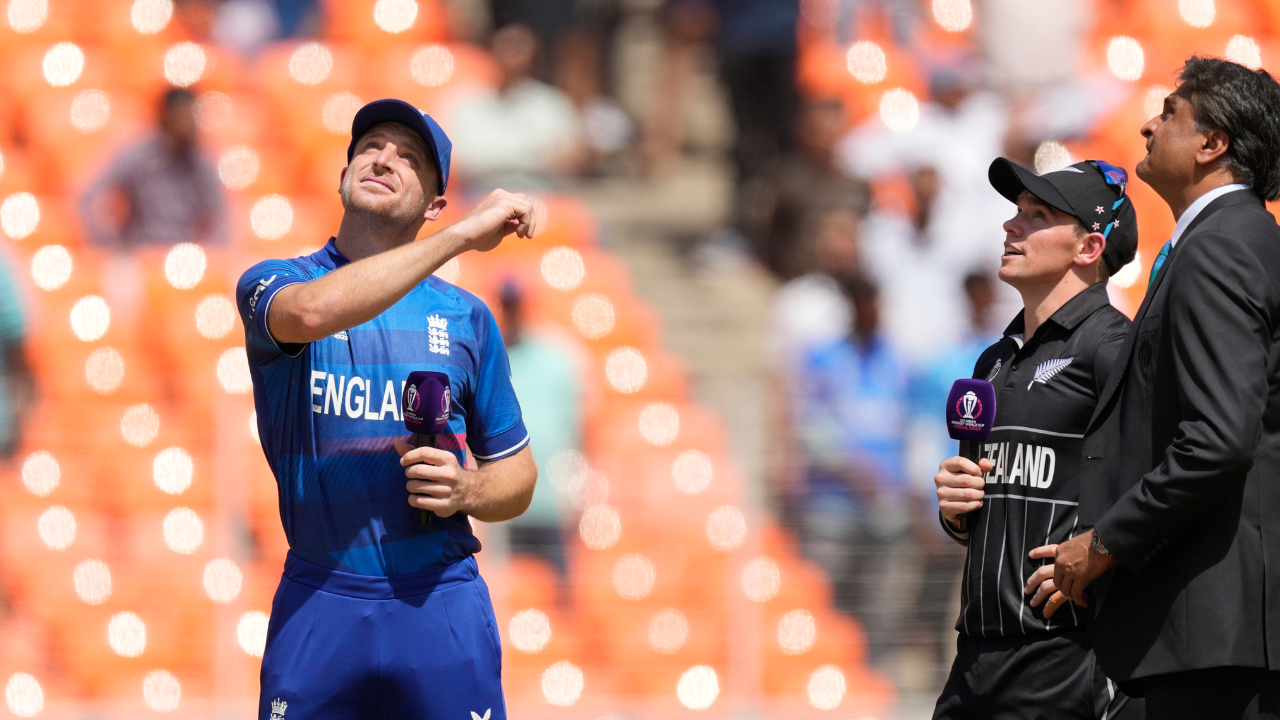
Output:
[1169,184,1252,247]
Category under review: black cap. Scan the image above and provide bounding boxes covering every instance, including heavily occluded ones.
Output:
[988,158,1138,276]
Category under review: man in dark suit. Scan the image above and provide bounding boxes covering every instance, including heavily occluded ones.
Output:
[1037,57,1280,718]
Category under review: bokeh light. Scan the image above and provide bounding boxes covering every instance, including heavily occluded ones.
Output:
[541,247,585,290]
[43,42,84,87]
[121,403,160,447]
[932,0,972,31]
[879,88,920,133]
[605,346,647,393]
[578,503,621,550]
[7,0,46,32]
[108,611,146,657]
[411,44,454,86]
[21,451,59,496]
[1107,36,1144,81]
[571,293,614,339]
[193,91,231,130]
[1143,85,1171,119]
[217,347,253,393]
[807,665,846,710]
[548,448,591,507]
[153,446,193,495]
[31,244,71,290]
[612,553,655,600]
[541,661,583,707]
[251,194,294,240]
[195,294,237,339]
[71,295,111,341]
[777,609,816,654]
[218,145,260,190]
[131,0,173,34]
[1111,250,1143,289]
[163,507,204,554]
[164,42,209,87]
[1226,35,1262,69]
[73,559,112,605]
[845,41,886,84]
[705,505,746,551]
[70,89,109,132]
[648,608,688,654]
[2,192,40,239]
[374,0,417,33]
[165,242,206,289]
[677,666,719,710]
[509,609,552,653]
[1178,0,1214,27]
[237,611,269,656]
[741,556,781,602]
[142,669,180,712]
[638,402,679,446]
[85,347,124,394]
[1033,141,1073,174]
[37,506,75,550]
[4,673,43,718]
[289,42,333,85]
[248,411,260,443]
[672,449,712,494]
[322,92,362,134]
[203,557,243,603]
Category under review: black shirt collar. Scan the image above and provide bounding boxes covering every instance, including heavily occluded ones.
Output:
[1003,282,1112,338]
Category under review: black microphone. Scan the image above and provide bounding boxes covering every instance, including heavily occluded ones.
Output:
[945,379,997,531]
[403,370,452,524]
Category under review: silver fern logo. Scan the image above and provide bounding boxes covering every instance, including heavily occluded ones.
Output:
[1028,357,1074,390]
[985,359,1002,382]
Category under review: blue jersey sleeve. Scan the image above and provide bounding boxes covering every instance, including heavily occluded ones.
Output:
[466,306,529,461]
[236,259,309,360]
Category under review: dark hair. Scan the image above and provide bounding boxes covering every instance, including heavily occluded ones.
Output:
[162,87,196,112]
[962,271,992,293]
[1175,56,1280,201]
[836,273,878,303]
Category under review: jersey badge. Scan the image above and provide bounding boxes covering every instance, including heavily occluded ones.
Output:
[1028,357,1074,390]
[427,315,451,356]
[332,330,348,341]
[985,359,1002,383]
[269,698,287,720]
[471,710,491,720]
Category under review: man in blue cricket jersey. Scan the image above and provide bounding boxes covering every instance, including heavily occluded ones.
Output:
[236,99,541,720]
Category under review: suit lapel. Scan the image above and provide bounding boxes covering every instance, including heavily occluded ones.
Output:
[1085,189,1258,432]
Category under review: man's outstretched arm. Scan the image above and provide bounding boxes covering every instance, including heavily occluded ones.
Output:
[269,190,541,345]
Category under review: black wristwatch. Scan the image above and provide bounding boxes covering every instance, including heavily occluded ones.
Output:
[1090,529,1111,556]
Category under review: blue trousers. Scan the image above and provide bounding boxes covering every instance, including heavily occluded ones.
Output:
[258,552,506,720]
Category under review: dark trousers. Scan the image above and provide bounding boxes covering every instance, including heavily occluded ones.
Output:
[1143,667,1280,720]
[934,630,1142,720]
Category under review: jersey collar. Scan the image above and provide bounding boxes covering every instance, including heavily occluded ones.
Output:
[1003,281,1112,338]
[315,238,350,270]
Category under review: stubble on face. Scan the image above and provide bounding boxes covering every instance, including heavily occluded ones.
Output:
[340,123,434,230]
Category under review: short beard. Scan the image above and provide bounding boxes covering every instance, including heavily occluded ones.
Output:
[339,172,426,234]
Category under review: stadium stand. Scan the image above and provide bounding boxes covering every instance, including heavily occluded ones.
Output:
[0,0,893,716]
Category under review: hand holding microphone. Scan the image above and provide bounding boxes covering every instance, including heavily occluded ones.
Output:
[394,371,463,523]
[936,379,997,532]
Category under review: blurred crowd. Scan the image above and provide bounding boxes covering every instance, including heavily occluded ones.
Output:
[4,0,1278,698]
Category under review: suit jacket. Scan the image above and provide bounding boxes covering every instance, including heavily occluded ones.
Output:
[1080,189,1280,684]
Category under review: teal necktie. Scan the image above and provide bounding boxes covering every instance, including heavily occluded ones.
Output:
[1148,240,1172,285]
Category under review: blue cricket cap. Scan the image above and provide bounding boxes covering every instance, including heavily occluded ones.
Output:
[347,98,452,195]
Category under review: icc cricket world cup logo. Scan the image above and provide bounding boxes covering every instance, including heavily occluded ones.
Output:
[958,391,982,420]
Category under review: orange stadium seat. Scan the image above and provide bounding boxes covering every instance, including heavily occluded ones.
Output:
[360,43,502,109]
[317,0,450,49]
[25,86,147,193]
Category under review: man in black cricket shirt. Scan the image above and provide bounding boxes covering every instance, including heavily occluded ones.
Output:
[931,158,1140,720]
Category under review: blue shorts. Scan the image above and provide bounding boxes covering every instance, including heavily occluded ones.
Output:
[258,552,506,720]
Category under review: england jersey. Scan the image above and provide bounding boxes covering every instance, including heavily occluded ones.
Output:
[943,283,1128,636]
[236,240,529,576]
